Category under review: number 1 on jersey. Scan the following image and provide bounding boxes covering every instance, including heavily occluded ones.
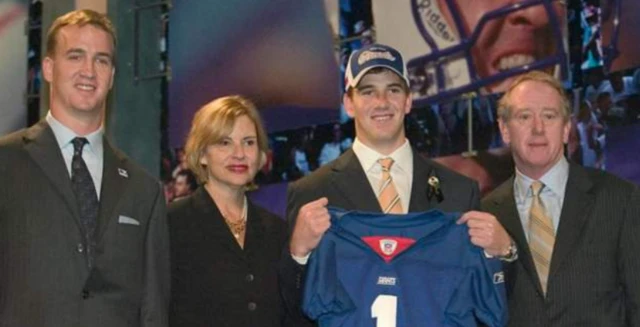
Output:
[371,294,397,327]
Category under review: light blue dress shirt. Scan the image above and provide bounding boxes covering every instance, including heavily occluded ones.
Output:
[46,112,104,199]
[514,157,569,240]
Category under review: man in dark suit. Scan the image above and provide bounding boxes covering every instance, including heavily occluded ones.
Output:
[482,70,640,326]
[279,43,514,325]
[0,10,169,327]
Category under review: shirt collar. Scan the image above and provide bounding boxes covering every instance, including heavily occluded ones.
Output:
[514,156,569,199]
[352,137,412,173]
[46,111,104,156]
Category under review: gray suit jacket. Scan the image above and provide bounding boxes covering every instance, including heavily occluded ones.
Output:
[279,147,481,325]
[482,162,640,326]
[0,121,169,327]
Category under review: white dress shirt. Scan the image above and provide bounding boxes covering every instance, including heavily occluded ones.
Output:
[291,137,414,264]
[46,112,104,198]
[352,138,413,213]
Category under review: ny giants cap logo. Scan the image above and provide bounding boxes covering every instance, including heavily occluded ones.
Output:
[357,49,398,66]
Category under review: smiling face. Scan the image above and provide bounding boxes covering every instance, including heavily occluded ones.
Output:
[499,79,570,179]
[344,68,412,155]
[43,24,115,128]
[438,0,566,93]
[199,115,262,191]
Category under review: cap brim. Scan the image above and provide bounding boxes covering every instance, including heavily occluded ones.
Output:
[346,65,410,91]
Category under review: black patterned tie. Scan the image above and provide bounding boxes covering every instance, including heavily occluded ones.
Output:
[71,137,99,240]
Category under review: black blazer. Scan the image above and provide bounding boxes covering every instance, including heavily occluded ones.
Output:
[279,148,481,325]
[169,187,289,327]
[482,162,640,326]
[0,120,169,327]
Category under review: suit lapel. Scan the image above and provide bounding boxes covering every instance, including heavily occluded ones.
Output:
[330,149,436,212]
[244,201,265,260]
[24,120,83,230]
[331,149,381,212]
[95,139,128,243]
[549,163,595,278]
[193,187,246,258]
[489,177,544,295]
[408,152,434,212]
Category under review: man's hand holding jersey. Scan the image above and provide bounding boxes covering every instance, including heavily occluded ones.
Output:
[290,197,331,260]
[458,211,517,261]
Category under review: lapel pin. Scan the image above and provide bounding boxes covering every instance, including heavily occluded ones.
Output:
[427,175,443,202]
[118,168,129,178]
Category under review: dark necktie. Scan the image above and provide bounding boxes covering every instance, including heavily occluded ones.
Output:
[71,137,99,240]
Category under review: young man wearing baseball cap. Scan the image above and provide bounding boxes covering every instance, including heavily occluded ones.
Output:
[279,43,513,325]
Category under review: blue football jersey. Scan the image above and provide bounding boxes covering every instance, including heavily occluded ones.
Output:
[302,208,507,327]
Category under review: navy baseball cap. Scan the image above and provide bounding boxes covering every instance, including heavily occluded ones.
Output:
[344,44,409,91]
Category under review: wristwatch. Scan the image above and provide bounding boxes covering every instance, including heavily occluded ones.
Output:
[498,240,518,262]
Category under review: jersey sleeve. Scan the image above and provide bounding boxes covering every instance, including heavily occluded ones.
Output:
[445,247,508,327]
[302,238,356,322]
[473,255,508,326]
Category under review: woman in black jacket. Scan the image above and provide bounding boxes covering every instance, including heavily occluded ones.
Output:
[169,95,288,326]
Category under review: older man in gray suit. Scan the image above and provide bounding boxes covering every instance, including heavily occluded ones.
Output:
[0,10,169,327]
[482,70,640,326]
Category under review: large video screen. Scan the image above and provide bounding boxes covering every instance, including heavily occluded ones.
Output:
[168,1,341,148]
[372,0,569,106]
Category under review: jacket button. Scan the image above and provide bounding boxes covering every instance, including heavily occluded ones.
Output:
[77,243,84,253]
[248,302,257,311]
[245,274,254,282]
[82,289,90,299]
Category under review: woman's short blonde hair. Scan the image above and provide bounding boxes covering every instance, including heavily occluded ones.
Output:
[184,95,268,183]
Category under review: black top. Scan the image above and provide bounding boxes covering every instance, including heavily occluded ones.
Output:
[169,187,288,327]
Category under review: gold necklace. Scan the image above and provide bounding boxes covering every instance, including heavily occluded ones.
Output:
[223,215,246,239]
[221,196,248,247]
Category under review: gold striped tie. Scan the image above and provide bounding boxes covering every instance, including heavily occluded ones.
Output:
[529,181,555,295]
[378,158,403,214]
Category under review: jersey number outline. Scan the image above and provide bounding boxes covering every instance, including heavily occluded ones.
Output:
[371,294,397,327]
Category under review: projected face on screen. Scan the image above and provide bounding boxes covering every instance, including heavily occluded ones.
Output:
[372,0,568,106]
[440,0,567,93]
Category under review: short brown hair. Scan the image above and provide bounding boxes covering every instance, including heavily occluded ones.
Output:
[497,70,570,121]
[46,9,116,59]
[184,95,269,183]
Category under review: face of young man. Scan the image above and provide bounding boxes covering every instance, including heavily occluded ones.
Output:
[438,0,566,93]
[43,24,115,129]
[343,69,412,155]
[499,80,570,179]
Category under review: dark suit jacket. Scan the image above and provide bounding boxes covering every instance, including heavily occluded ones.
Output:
[0,121,169,327]
[279,148,481,325]
[169,187,289,327]
[482,162,640,326]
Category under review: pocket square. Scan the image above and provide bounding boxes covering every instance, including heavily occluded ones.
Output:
[118,215,140,226]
